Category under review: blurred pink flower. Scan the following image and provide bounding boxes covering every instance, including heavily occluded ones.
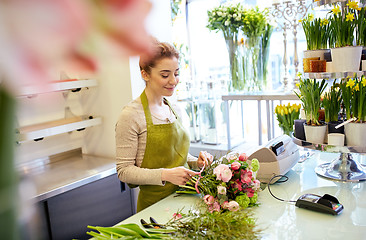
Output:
[212,201,221,212]
[203,194,215,205]
[239,153,248,161]
[221,201,229,209]
[252,179,261,191]
[241,169,252,184]
[231,161,241,170]
[227,201,240,212]
[172,213,182,220]
[214,164,232,182]
[245,188,255,198]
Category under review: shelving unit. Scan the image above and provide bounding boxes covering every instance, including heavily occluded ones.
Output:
[312,0,347,7]
[18,78,97,97]
[304,71,366,79]
[17,116,102,143]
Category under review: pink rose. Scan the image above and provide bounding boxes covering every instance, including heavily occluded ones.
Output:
[227,201,240,212]
[231,161,241,170]
[212,201,221,212]
[245,188,255,197]
[239,153,248,161]
[217,185,227,195]
[203,194,215,205]
[214,164,232,182]
[241,169,253,184]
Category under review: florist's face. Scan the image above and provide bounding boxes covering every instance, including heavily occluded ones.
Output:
[144,57,179,97]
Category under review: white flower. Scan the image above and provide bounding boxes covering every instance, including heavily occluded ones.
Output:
[233,13,237,17]
[224,20,230,26]
[236,17,241,21]
[222,12,227,17]
[217,11,222,16]
[228,14,232,18]
[217,185,227,195]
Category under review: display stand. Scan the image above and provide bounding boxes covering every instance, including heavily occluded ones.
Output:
[292,135,366,182]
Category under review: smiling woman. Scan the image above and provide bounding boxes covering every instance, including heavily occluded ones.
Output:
[115,38,213,212]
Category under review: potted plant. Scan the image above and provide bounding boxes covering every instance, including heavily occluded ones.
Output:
[295,75,327,143]
[275,103,301,136]
[321,82,343,134]
[341,76,366,147]
[207,3,245,92]
[328,1,363,72]
[301,14,330,61]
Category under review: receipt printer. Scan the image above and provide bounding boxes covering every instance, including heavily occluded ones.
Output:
[248,135,299,183]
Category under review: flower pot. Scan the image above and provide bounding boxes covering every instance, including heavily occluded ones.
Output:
[328,133,345,147]
[303,49,329,60]
[331,46,362,72]
[304,124,327,144]
[327,121,344,134]
[294,119,306,140]
[344,122,366,147]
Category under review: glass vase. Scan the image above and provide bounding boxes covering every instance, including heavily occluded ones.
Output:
[241,36,263,92]
[225,37,243,93]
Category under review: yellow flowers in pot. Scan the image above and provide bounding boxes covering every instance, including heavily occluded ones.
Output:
[275,103,301,136]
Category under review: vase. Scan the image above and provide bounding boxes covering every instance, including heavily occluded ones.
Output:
[241,36,263,92]
[331,46,363,72]
[199,102,219,145]
[344,122,366,147]
[304,124,327,144]
[225,37,243,93]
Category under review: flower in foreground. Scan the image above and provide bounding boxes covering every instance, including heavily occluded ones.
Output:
[346,79,356,88]
[235,194,250,208]
[214,164,232,182]
[361,76,366,87]
[231,161,241,170]
[251,158,260,172]
[203,195,215,205]
[347,1,361,10]
[227,201,240,212]
[346,12,355,21]
[332,6,341,15]
[241,169,253,184]
[239,153,248,161]
[173,213,182,220]
[217,185,227,195]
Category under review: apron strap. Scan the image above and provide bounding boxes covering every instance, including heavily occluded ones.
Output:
[140,90,153,126]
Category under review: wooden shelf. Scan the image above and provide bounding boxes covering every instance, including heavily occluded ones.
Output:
[18,79,97,97]
[17,116,102,142]
[304,71,366,79]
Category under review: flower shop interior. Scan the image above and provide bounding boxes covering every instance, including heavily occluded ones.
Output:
[1,0,366,239]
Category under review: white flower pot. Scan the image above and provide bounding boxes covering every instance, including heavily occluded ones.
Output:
[344,122,366,147]
[303,49,329,60]
[331,46,362,72]
[304,124,327,144]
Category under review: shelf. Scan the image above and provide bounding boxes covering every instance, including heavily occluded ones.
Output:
[312,0,347,7]
[304,71,366,79]
[18,79,97,97]
[17,116,102,142]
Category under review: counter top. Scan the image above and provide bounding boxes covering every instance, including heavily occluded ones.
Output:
[21,153,116,202]
[119,151,366,240]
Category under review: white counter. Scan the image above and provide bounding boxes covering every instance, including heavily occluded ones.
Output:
[120,151,366,240]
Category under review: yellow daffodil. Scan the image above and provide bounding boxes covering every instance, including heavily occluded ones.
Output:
[308,13,314,22]
[361,77,366,87]
[320,18,329,26]
[296,72,302,77]
[332,6,341,15]
[347,1,361,10]
[354,84,360,91]
[299,19,303,23]
[346,12,355,21]
[346,79,356,88]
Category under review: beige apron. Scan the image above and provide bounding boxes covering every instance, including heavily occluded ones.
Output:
[137,90,190,212]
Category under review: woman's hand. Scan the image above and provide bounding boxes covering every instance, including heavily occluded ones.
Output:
[197,151,213,169]
[161,166,198,186]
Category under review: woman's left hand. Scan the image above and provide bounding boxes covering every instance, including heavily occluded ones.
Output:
[197,151,213,169]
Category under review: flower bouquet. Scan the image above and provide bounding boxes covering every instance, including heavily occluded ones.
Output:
[177,152,260,213]
[275,103,301,136]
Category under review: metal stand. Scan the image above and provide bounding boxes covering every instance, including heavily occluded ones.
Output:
[315,152,366,182]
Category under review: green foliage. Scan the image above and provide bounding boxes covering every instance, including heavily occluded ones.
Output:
[321,81,341,122]
[166,205,262,240]
[300,14,330,50]
[275,103,301,135]
[340,76,366,122]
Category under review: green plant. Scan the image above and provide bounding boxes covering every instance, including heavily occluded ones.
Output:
[258,23,274,86]
[328,1,360,47]
[300,14,330,50]
[241,7,268,48]
[275,103,301,136]
[321,82,342,122]
[341,76,366,122]
[295,75,327,125]
[355,6,366,46]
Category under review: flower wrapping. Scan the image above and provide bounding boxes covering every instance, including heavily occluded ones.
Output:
[177,152,261,213]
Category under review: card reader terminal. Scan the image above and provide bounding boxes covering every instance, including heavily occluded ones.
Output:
[295,193,343,215]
